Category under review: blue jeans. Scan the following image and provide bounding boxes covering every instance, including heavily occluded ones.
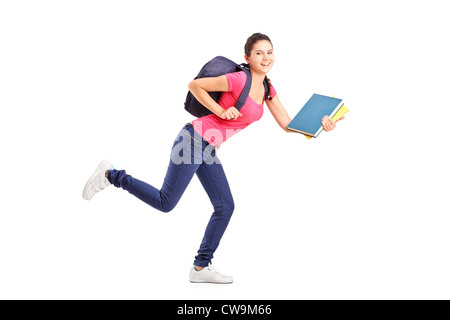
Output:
[107,123,234,267]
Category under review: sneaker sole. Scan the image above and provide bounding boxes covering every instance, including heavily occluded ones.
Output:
[189,279,233,284]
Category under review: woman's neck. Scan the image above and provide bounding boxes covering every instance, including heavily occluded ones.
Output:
[249,69,266,85]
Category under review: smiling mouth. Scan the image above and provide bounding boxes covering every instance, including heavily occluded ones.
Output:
[261,63,270,67]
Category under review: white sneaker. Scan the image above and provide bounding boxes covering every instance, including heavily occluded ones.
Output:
[189,264,233,284]
[82,160,113,200]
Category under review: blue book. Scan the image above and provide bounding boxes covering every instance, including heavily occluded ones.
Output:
[287,93,344,137]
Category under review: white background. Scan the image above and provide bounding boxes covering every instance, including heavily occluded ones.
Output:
[1,0,449,299]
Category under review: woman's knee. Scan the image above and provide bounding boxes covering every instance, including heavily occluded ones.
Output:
[160,199,178,213]
[221,197,235,218]
[156,186,186,213]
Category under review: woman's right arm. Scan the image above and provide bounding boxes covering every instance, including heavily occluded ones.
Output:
[188,76,243,120]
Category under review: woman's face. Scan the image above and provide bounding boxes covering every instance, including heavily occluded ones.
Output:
[245,40,274,75]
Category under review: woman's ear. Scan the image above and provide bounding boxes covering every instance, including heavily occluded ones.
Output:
[244,54,249,63]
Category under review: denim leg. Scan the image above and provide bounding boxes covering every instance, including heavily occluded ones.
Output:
[193,159,234,267]
[107,162,198,213]
[107,127,204,213]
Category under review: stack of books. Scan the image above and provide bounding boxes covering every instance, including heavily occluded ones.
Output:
[287,94,349,139]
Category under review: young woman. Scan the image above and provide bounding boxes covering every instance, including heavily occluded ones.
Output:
[82,33,344,284]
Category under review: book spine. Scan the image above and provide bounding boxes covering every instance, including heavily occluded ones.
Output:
[286,126,314,136]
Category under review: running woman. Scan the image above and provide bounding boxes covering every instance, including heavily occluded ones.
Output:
[82,33,345,284]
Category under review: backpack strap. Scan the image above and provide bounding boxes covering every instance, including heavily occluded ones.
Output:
[237,63,271,106]
[235,64,252,111]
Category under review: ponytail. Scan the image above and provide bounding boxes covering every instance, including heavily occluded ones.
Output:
[264,75,273,100]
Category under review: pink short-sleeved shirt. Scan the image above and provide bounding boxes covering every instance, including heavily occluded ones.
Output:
[191,71,277,147]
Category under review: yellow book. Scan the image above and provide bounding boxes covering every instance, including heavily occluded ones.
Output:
[304,104,349,139]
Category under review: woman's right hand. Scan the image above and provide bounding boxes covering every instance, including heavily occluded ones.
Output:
[219,107,243,120]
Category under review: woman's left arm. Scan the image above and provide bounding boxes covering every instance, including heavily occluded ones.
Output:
[265,95,345,133]
[265,95,292,133]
